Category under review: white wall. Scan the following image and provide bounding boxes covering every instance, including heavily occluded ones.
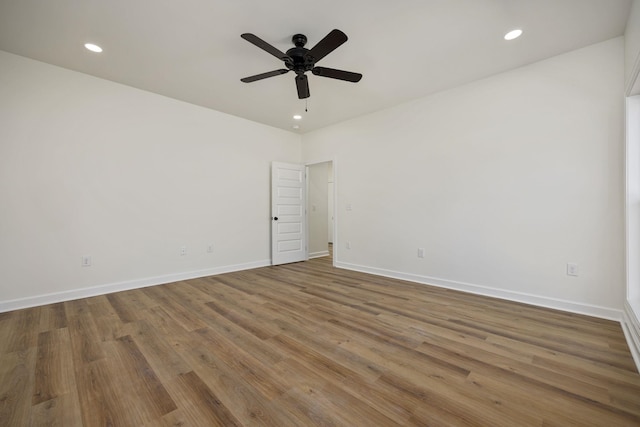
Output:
[0,51,301,309]
[308,162,329,257]
[303,38,625,319]
[626,0,640,94]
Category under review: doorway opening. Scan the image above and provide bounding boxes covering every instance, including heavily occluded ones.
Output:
[306,160,335,264]
[627,96,640,315]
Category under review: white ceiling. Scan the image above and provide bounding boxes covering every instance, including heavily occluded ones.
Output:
[0,0,632,133]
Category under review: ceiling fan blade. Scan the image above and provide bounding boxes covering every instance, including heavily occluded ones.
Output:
[306,29,348,63]
[311,67,362,82]
[241,33,291,61]
[241,69,289,83]
[295,74,310,99]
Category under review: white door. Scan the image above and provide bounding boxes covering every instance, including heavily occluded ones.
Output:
[271,162,307,265]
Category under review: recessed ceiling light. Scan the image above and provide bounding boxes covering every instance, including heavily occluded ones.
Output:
[504,29,523,41]
[293,115,302,120]
[84,43,103,53]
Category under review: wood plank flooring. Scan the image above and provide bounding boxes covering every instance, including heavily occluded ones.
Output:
[1,254,640,426]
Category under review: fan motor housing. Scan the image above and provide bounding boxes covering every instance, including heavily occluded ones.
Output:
[286,34,314,74]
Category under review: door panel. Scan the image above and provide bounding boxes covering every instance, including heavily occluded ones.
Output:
[271,162,307,265]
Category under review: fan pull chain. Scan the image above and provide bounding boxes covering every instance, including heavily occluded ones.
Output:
[305,98,308,112]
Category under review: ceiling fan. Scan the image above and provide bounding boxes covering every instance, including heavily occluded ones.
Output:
[240,29,362,99]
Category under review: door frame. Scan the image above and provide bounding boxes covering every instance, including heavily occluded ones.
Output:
[305,158,337,266]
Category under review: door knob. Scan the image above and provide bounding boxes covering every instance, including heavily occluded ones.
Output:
[273,217,279,221]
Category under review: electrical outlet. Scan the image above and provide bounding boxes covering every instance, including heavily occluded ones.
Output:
[346,241,351,250]
[418,248,425,258]
[207,244,214,253]
[81,256,92,267]
[567,263,578,276]
[180,246,187,256]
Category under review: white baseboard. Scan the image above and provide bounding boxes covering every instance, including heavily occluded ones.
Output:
[334,261,622,321]
[0,259,271,313]
[309,250,330,259]
[622,301,640,373]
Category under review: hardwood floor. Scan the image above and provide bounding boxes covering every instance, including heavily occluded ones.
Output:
[1,254,640,426]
